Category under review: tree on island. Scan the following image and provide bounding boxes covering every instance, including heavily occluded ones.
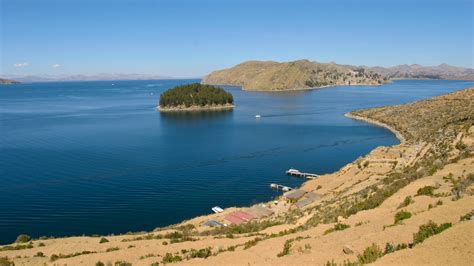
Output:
[159,83,233,108]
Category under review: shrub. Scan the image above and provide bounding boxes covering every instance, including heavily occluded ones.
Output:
[38,242,45,247]
[162,253,182,263]
[99,237,109,244]
[15,234,31,243]
[188,247,212,258]
[398,196,414,208]
[413,221,452,245]
[357,243,383,264]
[50,254,59,262]
[277,239,293,257]
[324,223,350,235]
[106,247,120,252]
[460,210,474,221]
[416,186,436,197]
[34,252,45,257]
[96,262,105,266]
[0,257,14,266]
[243,238,261,250]
[394,211,412,224]
[114,261,132,266]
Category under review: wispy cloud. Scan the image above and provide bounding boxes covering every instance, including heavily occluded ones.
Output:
[14,62,29,68]
[52,64,61,68]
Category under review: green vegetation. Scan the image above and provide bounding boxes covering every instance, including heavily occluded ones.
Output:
[398,196,414,208]
[162,253,183,263]
[96,262,105,266]
[412,221,452,245]
[159,83,233,108]
[0,257,14,266]
[277,239,293,257]
[324,223,350,235]
[34,252,45,257]
[416,186,436,197]
[15,234,31,243]
[460,210,474,221]
[0,243,33,251]
[187,247,212,259]
[394,211,412,224]
[106,247,120,252]
[50,251,97,261]
[243,237,262,250]
[114,261,132,266]
[99,237,109,244]
[357,243,384,264]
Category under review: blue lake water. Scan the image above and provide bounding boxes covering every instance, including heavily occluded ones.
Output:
[0,79,472,244]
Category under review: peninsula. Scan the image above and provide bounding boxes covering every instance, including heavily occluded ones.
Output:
[202,60,388,91]
[202,60,474,91]
[1,86,472,266]
[156,83,234,112]
[0,78,20,84]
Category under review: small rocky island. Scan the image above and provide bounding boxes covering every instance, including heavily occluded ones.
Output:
[157,83,234,112]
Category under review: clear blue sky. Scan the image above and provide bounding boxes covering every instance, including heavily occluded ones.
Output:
[1,0,472,77]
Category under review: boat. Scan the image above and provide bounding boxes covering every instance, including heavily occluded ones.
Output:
[211,206,224,213]
[255,114,261,118]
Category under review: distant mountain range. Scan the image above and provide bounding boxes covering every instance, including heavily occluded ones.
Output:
[368,64,474,80]
[0,73,176,83]
[202,60,474,91]
[0,78,20,84]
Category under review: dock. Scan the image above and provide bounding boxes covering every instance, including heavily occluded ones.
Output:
[286,168,320,179]
[270,183,293,192]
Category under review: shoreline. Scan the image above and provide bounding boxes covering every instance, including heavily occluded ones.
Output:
[156,104,234,112]
[344,112,406,143]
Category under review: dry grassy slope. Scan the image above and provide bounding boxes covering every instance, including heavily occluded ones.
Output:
[1,87,473,266]
[202,60,385,91]
[350,87,474,143]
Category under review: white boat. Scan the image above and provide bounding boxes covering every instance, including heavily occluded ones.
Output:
[211,206,224,213]
[255,114,261,118]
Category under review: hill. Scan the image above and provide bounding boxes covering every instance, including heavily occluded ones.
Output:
[157,83,234,112]
[1,87,472,265]
[0,78,20,84]
[369,64,474,80]
[202,60,387,91]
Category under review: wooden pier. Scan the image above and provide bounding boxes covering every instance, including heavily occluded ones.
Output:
[270,183,293,192]
[286,168,320,179]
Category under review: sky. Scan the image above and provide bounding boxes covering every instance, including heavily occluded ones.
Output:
[1,0,473,77]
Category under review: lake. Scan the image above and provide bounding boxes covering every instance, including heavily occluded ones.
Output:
[0,79,472,244]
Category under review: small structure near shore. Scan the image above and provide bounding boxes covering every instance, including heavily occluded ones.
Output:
[286,168,320,179]
[283,189,307,201]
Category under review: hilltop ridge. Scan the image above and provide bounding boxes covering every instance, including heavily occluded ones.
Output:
[202,60,387,91]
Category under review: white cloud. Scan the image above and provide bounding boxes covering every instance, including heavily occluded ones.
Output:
[52,64,61,68]
[13,62,29,68]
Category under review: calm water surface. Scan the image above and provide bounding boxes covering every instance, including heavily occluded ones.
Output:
[0,79,472,244]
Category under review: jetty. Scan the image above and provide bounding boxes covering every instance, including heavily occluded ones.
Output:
[270,183,293,192]
[286,168,320,179]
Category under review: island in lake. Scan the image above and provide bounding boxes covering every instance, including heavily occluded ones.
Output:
[157,83,234,112]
